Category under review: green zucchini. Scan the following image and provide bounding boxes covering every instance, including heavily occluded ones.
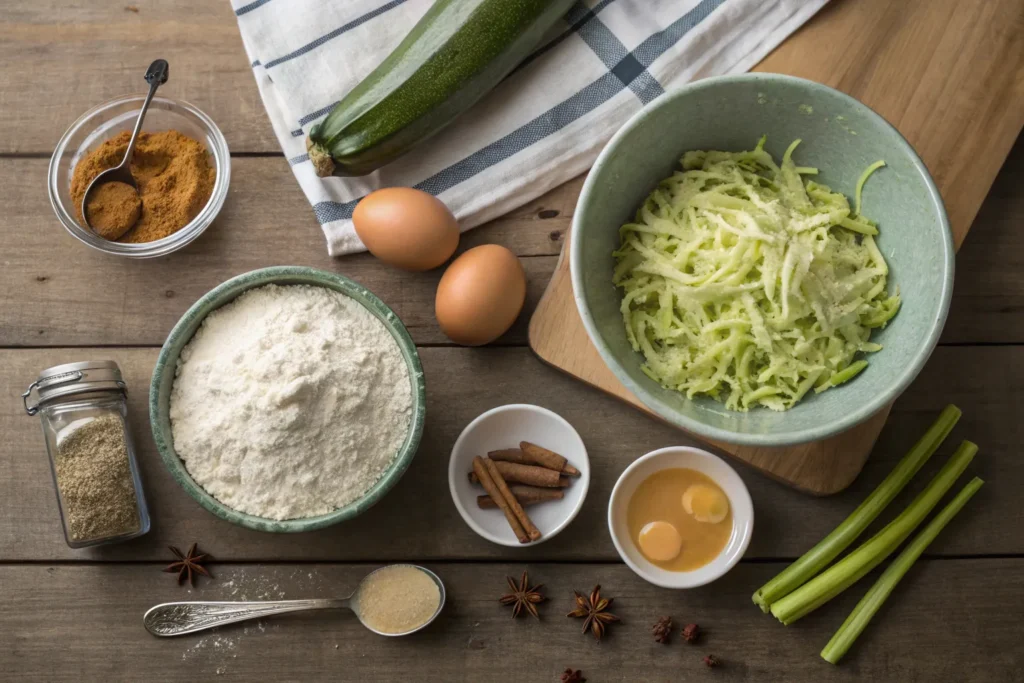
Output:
[306,0,575,177]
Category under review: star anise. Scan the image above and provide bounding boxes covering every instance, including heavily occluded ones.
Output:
[164,543,212,587]
[560,668,586,682]
[651,615,673,643]
[567,585,620,640]
[682,622,701,643]
[499,571,545,618]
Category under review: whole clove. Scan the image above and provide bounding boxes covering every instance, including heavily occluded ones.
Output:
[651,616,673,643]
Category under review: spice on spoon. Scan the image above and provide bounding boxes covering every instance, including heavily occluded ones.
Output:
[70,130,214,243]
[84,181,142,240]
[354,565,442,635]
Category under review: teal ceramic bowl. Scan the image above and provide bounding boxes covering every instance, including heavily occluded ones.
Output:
[150,266,426,532]
[571,74,953,447]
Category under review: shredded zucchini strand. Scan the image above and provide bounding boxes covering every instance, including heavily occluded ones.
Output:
[854,160,887,217]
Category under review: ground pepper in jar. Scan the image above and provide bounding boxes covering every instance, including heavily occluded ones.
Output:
[54,414,141,542]
[70,130,215,243]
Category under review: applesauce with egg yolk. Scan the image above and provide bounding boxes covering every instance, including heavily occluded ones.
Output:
[626,468,732,571]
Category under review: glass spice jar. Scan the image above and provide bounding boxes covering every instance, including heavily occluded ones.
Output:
[22,361,150,548]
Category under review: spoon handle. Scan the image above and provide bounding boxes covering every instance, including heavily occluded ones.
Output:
[121,59,169,167]
[144,597,350,637]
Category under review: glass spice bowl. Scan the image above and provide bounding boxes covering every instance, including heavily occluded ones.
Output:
[48,95,230,259]
[24,361,151,548]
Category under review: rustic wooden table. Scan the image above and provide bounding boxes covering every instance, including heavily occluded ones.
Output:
[2,1,1022,681]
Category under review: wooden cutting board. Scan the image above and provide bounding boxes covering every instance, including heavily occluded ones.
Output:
[529,0,1024,494]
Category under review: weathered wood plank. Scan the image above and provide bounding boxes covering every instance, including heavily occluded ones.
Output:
[1,345,1017,562]
[2,144,1023,347]
[0,158,573,347]
[942,136,1024,343]
[1,560,1019,681]
[0,1,275,154]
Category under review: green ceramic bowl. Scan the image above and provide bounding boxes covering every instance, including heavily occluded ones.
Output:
[571,74,953,447]
[150,266,426,532]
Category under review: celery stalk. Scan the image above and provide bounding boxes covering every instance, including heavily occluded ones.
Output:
[821,477,983,664]
[752,405,961,612]
[770,440,978,625]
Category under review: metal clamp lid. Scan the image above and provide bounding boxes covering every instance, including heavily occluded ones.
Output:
[22,361,127,415]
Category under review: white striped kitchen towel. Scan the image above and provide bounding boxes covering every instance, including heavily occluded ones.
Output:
[233,0,829,256]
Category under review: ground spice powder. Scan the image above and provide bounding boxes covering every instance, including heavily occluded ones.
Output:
[70,130,215,243]
[54,414,140,541]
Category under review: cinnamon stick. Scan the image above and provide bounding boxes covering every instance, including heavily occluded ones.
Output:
[520,441,580,476]
[477,485,564,509]
[487,448,529,463]
[472,456,528,543]
[468,460,570,488]
[483,457,542,542]
[488,446,579,476]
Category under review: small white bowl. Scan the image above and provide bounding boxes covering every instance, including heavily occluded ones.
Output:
[449,404,590,547]
[608,446,753,588]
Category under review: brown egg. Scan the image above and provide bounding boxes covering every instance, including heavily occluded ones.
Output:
[435,245,526,346]
[352,187,459,271]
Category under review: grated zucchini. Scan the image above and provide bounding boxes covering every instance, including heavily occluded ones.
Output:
[613,137,900,411]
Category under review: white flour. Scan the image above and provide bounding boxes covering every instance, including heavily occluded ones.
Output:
[169,284,412,520]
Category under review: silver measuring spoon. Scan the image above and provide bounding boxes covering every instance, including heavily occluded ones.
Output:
[143,564,445,637]
[81,59,169,233]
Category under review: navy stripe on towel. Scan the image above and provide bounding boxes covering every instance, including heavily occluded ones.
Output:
[567,2,663,104]
[513,0,619,75]
[308,0,726,224]
[291,101,339,138]
[235,0,273,16]
[264,0,409,69]
[633,0,725,68]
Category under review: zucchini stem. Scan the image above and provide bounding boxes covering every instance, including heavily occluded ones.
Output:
[769,440,978,625]
[821,476,984,664]
[751,405,961,612]
[306,136,336,177]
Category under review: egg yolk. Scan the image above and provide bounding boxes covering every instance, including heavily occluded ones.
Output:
[682,484,730,524]
[637,520,682,562]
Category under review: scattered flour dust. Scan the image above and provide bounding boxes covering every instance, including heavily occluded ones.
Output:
[179,567,329,670]
[170,284,413,520]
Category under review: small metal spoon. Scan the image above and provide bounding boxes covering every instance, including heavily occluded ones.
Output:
[143,564,445,637]
[81,59,169,233]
